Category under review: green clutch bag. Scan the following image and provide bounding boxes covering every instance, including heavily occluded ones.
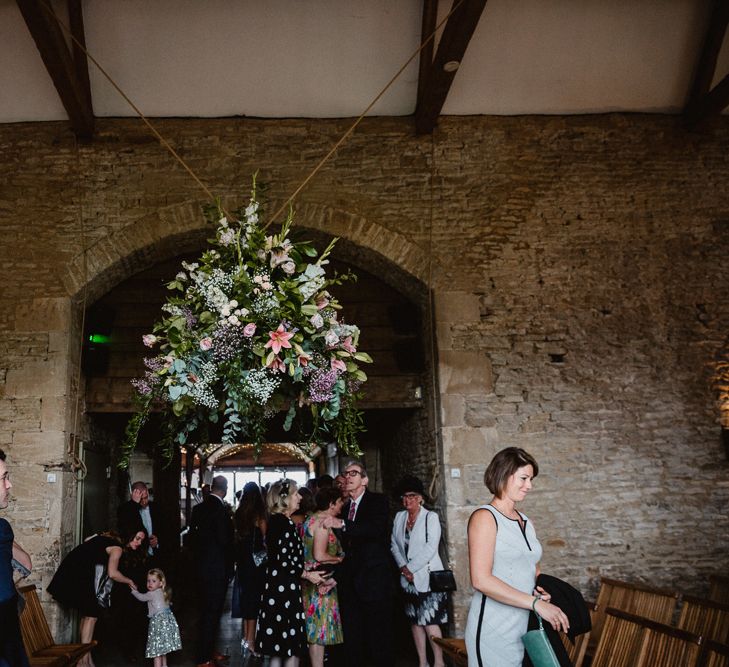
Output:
[522,597,561,667]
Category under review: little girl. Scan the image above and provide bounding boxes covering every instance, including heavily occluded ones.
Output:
[131,568,182,667]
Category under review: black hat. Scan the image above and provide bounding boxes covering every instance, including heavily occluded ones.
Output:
[395,475,426,498]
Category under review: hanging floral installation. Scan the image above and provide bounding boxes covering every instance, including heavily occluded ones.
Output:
[121,176,371,467]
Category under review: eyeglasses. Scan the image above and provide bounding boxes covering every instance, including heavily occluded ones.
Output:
[401,493,420,499]
[0,472,9,484]
[343,470,363,478]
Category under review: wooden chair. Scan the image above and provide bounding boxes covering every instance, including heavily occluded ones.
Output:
[593,608,702,667]
[17,584,96,667]
[696,639,729,667]
[590,577,679,653]
[678,595,729,644]
[431,637,468,666]
[558,604,595,667]
[710,576,729,606]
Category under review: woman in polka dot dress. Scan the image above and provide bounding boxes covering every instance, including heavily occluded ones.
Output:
[257,479,328,667]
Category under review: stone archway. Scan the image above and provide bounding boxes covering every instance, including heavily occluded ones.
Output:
[62,198,430,304]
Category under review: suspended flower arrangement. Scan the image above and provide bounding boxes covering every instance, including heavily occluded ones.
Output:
[120,176,371,467]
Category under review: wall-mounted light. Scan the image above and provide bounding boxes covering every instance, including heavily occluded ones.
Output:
[443,60,460,72]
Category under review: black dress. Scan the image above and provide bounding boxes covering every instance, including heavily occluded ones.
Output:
[233,525,266,620]
[256,513,305,658]
[47,534,118,618]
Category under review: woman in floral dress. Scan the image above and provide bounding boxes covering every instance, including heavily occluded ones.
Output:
[257,479,327,667]
[301,487,345,667]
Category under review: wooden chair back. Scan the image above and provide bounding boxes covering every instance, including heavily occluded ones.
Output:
[17,584,96,667]
[696,639,729,667]
[678,595,729,644]
[593,608,702,667]
[709,577,729,606]
[17,584,55,654]
[558,604,595,667]
[590,577,679,652]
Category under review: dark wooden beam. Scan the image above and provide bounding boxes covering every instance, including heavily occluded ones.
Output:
[16,0,94,139]
[683,0,729,127]
[414,0,487,134]
[67,0,92,113]
[417,0,439,109]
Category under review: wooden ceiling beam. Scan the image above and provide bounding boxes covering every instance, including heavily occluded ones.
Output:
[414,0,487,135]
[417,0,439,109]
[16,0,94,139]
[683,0,729,127]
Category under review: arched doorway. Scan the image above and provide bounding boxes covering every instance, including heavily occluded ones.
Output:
[81,228,439,537]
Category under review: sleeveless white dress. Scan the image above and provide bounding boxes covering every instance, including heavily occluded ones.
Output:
[464,505,543,667]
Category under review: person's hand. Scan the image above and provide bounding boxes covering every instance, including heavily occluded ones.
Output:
[318,579,337,595]
[534,599,569,633]
[131,488,144,503]
[149,534,159,548]
[401,566,414,583]
[533,585,551,603]
[305,570,326,586]
[321,516,343,530]
[128,581,138,591]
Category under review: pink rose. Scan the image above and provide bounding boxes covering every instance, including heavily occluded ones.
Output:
[142,334,157,348]
[243,323,256,337]
[199,337,212,351]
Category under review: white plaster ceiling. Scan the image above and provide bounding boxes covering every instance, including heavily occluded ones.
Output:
[1,0,728,125]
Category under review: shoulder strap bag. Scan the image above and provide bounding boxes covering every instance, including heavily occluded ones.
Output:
[425,511,456,593]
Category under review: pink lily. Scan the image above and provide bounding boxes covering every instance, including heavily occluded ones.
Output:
[264,324,294,355]
[297,352,312,367]
[341,336,357,354]
[331,358,347,373]
[267,356,286,373]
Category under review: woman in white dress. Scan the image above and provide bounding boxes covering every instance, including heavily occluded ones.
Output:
[464,448,569,667]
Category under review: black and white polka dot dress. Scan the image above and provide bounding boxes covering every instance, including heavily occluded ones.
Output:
[256,512,306,658]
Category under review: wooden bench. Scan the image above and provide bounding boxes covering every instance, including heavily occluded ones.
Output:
[678,595,729,645]
[590,577,680,654]
[593,607,702,667]
[17,584,96,667]
[710,576,729,606]
[696,639,729,667]
[431,637,468,666]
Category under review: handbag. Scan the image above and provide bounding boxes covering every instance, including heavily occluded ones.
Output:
[522,597,560,667]
[424,512,457,593]
[251,527,267,568]
[94,563,113,609]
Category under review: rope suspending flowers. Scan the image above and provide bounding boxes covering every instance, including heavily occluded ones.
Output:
[121,175,371,467]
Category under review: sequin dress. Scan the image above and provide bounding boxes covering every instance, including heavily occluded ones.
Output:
[131,588,182,658]
[257,513,306,658]
[301,514,343,645]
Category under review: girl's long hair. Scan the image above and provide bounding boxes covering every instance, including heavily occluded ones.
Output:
[234,482,267,538]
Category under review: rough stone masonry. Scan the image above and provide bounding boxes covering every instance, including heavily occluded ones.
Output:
[0,113,728,636]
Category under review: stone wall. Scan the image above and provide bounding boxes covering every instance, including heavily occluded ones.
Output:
[1,114,728,635]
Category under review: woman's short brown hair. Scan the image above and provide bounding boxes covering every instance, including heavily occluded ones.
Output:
[484,447,539,497]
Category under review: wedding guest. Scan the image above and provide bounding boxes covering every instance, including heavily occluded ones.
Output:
[233,482,268,660]
[391,475,447,667]
[464,447,569,667]
[0,448,31,667]
[48,528,145,667]
[302,487,345,667]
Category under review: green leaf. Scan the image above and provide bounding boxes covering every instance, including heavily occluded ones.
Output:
[354,352,373,363]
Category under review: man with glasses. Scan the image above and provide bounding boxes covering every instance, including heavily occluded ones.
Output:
[324,461,394,667]
[0,448,32,667]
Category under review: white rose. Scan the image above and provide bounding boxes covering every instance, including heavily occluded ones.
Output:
[311,313,324,329]
[228,315,240,325]
[282,261,296,275]
[324,330,339,347]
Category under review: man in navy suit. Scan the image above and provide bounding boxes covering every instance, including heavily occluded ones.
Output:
[325,460,395,667]
[190,475,234,667]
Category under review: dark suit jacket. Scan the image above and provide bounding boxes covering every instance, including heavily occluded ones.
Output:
[117,500,162,538]
[341,490,394,602]
[189,495,234,581]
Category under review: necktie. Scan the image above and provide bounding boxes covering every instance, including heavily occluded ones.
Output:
[348,501,356,521]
